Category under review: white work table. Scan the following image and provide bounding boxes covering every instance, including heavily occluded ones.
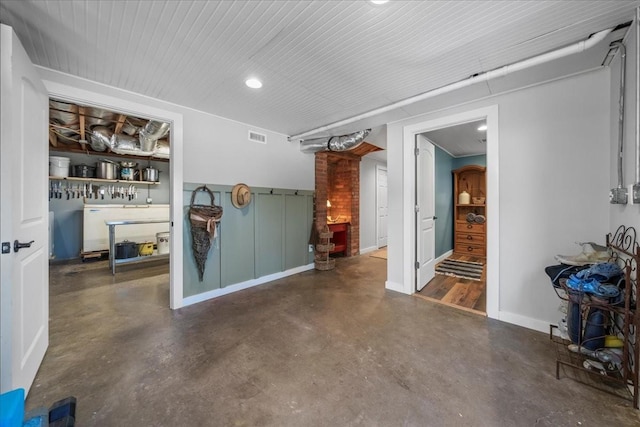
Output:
[106,219,170,274]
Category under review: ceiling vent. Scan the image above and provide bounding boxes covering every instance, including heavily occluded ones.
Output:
[249,130,267,144]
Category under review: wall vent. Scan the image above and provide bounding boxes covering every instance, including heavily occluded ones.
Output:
[248,130,267,144]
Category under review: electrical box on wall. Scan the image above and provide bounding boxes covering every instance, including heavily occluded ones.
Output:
[609,186,628,204]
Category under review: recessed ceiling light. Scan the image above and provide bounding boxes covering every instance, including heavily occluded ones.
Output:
[245,78,262,89]
[370,0,389,4]
[477,124,487,131]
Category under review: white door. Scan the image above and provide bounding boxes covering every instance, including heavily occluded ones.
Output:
[416,135,435,291]
[0,24,49,395]
[376,166,388,248]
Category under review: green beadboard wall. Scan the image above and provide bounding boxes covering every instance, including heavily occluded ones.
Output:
[183,183,314,298]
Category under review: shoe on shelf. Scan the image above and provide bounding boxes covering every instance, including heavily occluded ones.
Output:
[566,275,620,298]
[555,241,610,266]
[574,262,623,282]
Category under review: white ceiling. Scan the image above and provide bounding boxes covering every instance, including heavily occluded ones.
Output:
[423,120,487,158]
[1,1,639,139]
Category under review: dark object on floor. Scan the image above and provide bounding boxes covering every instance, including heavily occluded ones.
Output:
[49,415,75,427]
[435,258,483,281]
[49,396,76,424]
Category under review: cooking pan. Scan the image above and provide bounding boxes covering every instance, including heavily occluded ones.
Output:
[115,241,138,259]
[143,167,160,182]
[71,164,96,178]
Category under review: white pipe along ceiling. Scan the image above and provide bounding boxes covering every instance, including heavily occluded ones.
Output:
[290,28,614,141]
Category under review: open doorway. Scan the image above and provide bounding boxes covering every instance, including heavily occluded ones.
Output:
[48,98,172,302]
[400,105,499,319]
[415,119,487,314]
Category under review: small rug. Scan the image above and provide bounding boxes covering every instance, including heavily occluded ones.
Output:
[369,247,387,259]
[435,258,483,281]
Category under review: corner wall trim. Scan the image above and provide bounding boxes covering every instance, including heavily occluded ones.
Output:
[359,245,379,254]
[385,280,409,294]
[435,250,453,265]
[182,263,314,307]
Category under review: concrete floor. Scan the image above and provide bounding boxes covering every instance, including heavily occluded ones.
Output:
[26,255,639,426]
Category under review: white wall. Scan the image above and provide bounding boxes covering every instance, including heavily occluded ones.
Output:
[609,20,640,233]
[360,156,386,253]
[36,67,315,190]
[387,69,611,331]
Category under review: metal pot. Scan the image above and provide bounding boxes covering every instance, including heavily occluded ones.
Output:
[143,167,159,182]
[96,159,120,180]
[71,164,96,178]
[121,167,135,181]
[114,241,138,259]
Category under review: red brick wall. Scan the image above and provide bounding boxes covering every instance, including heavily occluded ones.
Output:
[315,152,360,257]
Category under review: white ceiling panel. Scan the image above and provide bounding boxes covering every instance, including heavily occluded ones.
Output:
[1,0,638,138]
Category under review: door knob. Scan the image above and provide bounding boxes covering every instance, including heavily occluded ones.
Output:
[14,240,34,252]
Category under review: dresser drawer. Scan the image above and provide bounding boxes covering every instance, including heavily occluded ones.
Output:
[454,243,486,257]
[456,221,485,234]
[456,232,486,245]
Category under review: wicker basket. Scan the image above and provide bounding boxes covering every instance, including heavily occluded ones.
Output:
[314,258,335,271]
[315,243,335,253]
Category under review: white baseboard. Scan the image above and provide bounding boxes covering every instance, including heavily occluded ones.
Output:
[182,263,314,307]
[498,311,550,334]
[435,250,453,264]
[385,280,410,295]
[360,245,378,254]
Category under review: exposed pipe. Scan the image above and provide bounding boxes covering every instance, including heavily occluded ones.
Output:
[300,129,370,153]
[634,7,640,201]
[289,28,613,140]
[613,41,627,191]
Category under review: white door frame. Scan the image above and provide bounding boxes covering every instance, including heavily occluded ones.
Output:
[402,105,499,319]
[375,164,388,248]
[41,78,185,309]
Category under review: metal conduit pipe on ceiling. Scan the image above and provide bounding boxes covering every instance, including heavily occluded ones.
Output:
[289,27,614,141]
[300,129,370,153]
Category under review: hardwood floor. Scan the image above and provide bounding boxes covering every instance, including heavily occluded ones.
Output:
[415,254,486,315]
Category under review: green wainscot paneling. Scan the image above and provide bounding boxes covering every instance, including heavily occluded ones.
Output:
[220,188,256,287]
[284,194,311,270]
[255,191,284,277]
[183,183,313,300]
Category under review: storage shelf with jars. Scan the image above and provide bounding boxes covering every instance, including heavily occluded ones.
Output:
[453,165,486,258]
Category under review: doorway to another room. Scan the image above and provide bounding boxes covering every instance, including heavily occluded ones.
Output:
[413,118,488,315]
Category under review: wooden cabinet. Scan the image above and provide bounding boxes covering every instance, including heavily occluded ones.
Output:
[453,165,486,257]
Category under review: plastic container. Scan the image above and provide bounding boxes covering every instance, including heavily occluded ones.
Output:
[49,156,70,178]
[157,232,170,254]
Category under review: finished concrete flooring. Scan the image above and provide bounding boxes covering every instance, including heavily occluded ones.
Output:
[27,255,639,426]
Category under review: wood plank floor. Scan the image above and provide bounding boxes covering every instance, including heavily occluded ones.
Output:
[415,254,486,315]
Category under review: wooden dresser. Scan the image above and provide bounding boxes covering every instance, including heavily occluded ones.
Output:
[453,165,486,258]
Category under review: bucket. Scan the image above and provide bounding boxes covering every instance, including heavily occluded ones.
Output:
[157,232,170,254]
[49,156,70,178]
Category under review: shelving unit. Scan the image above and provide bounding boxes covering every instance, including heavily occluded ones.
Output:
[452,165,486,257]
[551,225,639,409]
[106,219,170,274]
[315,224,335,271]
[49,176,159,185]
